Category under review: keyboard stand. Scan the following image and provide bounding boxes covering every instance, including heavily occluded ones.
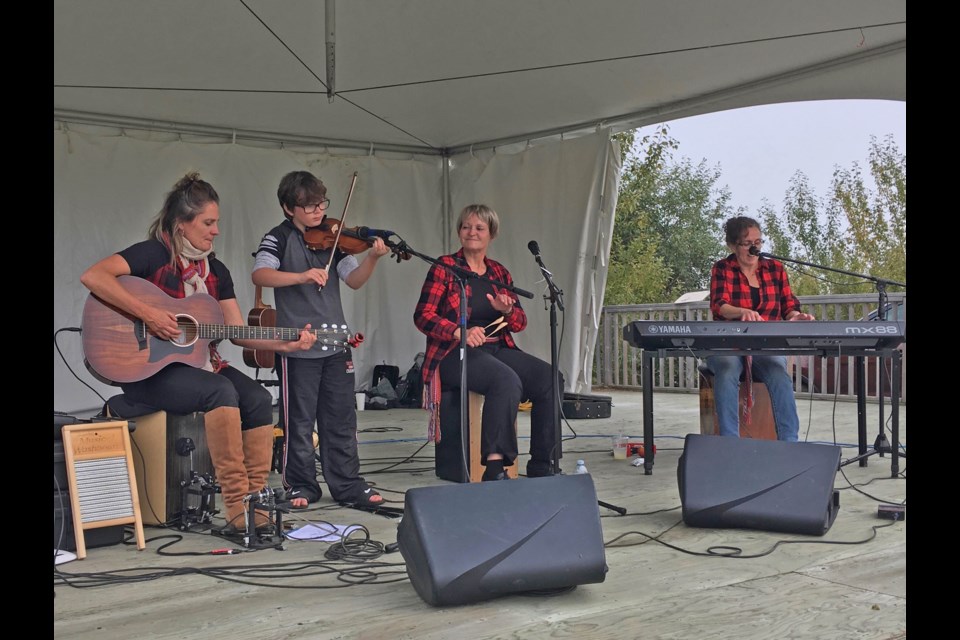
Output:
[639,346,903,478]
[843,348,904,476]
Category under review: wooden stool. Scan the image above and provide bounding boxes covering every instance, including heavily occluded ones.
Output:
[698,366,778,440]
[435,390,519,483]
[105,396,216,525]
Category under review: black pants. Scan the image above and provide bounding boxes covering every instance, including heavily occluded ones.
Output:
[279,351,366,502]
[120,364,273,430]
[439,343,562,467]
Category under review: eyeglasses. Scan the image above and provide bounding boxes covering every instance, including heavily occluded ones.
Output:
[737,239,764,248]
[300,199,331,214]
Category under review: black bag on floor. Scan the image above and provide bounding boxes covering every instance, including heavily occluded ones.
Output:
[372,363,400,390]
[396,352,425,408]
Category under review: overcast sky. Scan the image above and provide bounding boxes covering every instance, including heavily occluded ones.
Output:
[633,99,907,216]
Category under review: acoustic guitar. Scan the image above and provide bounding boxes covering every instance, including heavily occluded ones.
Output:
[82,275,357,384]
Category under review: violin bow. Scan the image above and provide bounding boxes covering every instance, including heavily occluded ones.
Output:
[318,171,359,292]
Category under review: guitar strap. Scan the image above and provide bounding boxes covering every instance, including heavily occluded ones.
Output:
[741,355,753,426]
[208,344,229,374]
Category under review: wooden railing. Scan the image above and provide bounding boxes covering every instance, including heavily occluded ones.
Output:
[594,293,906,402]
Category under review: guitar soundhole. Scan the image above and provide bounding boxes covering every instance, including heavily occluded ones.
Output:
[173,315,200,347]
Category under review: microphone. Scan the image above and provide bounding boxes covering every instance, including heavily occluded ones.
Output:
[527,238,562,309]
[748,245,762,257]
[356,226,396,240]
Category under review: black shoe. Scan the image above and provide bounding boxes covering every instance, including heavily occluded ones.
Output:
[526,462,557,478]
[482,471,511,481]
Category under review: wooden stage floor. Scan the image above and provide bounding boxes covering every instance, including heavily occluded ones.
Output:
[54,388,906,639]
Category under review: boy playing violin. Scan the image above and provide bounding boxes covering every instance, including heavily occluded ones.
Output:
[252,170,389,509]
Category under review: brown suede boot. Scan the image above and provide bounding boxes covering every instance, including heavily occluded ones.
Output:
[242,424,276,528]
[203,406,249,532]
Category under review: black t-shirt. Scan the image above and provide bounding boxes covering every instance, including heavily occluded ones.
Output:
[467,276,501,329]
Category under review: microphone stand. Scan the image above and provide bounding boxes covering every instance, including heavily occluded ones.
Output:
[755,249,906,471]
[532,248,626,515]
[755,249,905,318]
[399,239,533,483]
[531,250,565,477]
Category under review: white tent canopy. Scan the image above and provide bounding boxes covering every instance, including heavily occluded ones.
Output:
[53,1,906,413]
[54,0,905,152]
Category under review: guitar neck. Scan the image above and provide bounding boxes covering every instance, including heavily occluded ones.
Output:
[198,325,347,343]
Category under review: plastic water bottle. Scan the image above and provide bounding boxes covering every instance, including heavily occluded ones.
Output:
[574,459,588,475]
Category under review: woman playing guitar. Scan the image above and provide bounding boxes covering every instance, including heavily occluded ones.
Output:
[80,172,318,538]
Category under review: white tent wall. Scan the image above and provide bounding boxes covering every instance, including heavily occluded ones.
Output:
[54,125,617,414]
[448,131,621,395]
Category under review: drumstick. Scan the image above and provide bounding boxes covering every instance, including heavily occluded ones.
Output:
[484,316,508,337]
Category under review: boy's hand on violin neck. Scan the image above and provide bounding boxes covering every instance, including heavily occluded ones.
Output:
[368,237,390,258]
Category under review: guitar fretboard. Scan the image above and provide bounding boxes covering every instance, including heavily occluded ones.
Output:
[195,324,349,344]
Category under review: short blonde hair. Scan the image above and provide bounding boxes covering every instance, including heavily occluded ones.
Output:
[457,204,499,239]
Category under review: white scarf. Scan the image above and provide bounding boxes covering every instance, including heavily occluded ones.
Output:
[178,236,213,297]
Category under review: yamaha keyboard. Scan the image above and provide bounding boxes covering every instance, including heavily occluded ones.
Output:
[623,320,905,351]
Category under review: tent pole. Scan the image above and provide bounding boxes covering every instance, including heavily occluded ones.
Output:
[325,0,336,103]
[442,154,452,255]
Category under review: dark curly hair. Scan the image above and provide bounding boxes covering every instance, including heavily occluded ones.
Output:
[723,216,761,247]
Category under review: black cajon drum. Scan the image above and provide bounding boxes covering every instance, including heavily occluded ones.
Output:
[435,390,518,483]
[128,411,214,525]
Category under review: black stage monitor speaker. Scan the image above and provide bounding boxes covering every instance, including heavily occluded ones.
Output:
[678,434,841,536]
[397,474,608,606]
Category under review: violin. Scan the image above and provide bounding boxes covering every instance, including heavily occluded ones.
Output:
[304,219,411,262]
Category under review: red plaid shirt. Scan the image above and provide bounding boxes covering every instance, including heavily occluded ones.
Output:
[414,249,527,384]
[414,250,527,440]
[710,254,800,321]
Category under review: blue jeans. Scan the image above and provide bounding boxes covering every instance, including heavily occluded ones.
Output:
[706,355,799,441]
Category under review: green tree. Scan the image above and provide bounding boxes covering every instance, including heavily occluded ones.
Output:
[760,173,849,296]
[605,129,672,305]
[831,135,906,289]
[762,135,906,296]
[607,126,732,304]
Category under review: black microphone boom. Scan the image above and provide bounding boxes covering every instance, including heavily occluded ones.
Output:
[357,226,396,240]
